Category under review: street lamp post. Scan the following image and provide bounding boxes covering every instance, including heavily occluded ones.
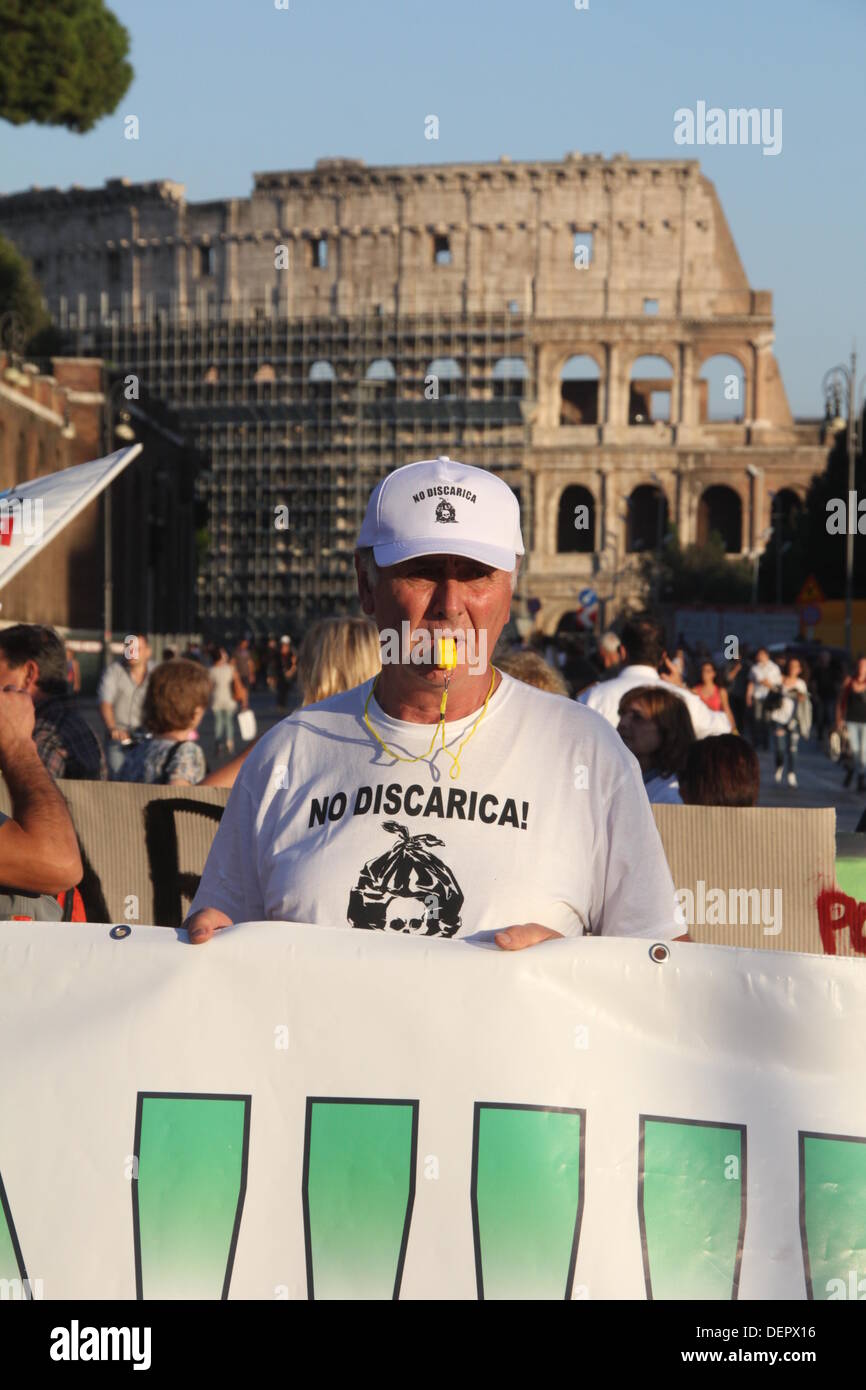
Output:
[822,352,866,660]
[103,376,136,670]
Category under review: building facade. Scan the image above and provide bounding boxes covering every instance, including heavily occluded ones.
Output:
[0,152,826,633]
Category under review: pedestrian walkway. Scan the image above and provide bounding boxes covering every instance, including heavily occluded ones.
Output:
[756,738,865,831]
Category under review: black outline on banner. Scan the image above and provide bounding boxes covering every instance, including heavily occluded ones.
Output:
[302,1096,419,1302]
[0,1167,30,1293]
[799,1129,866,1301]
[638,1114,747,1301]
[132,1090,251,1301]
[470,1101,586,1301]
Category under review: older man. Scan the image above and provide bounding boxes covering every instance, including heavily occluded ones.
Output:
[186,456,686,947]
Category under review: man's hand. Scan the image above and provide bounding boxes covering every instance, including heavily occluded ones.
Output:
[186,907,233,944]
[0,687,35,748]
[110,727,129,742]
[658,655,684,688]
[494,923,563,951]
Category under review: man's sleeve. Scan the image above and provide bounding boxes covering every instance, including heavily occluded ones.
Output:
[682,689,729,738]
[593,767,683,939]
[96,666,115,705]
[186,780,266,924]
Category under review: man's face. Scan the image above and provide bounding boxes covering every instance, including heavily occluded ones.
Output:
[756,648,769,665]
[357,552,513,681]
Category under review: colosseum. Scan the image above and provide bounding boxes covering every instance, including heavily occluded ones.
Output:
[0,151,826,633]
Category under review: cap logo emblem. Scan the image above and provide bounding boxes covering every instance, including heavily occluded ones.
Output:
[435,500,457,524]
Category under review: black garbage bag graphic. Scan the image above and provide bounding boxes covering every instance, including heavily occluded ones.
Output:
[347,821,464,937]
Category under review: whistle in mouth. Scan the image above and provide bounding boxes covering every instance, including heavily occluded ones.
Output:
[437,636,458,669]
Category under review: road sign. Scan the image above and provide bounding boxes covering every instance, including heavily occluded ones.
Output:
[578,586,598,609]
[802,604,822,626]
[796,575,825,607]
[527,597,541,616]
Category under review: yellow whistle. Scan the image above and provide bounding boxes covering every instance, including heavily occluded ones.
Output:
[437,636,458,669]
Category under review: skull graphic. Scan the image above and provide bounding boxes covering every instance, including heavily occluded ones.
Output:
[383,894,432,934]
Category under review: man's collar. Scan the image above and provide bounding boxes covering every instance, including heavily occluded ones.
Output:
[626,664,659,677]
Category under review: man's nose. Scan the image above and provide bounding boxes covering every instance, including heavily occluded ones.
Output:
[430,577,465,618]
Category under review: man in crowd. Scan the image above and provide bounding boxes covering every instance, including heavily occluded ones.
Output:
[97,634,152,777]
[0,685,83,904]
[185,455,687,949]
[596,630,625,680]
[0,625,106,780]
[578,612,729,738]
[746,645,783,750]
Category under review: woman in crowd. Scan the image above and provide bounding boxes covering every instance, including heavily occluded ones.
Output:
[616,685,696,804]
[837,655,866,793]
[297,616,381,706]
[495,648,569,696]
[679,734,760,807]
[209,646,244,756]
[692,659,736,732]
[768,655,810,789]
[118,659,211,786]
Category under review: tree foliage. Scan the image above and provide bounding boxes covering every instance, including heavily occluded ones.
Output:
[646,528,753,605]
[0,235,49,341]
[0,0,132,134]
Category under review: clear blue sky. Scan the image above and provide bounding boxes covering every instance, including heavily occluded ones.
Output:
[2,0,863,416]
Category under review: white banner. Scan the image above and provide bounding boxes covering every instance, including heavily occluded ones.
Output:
[0,922,863,1301]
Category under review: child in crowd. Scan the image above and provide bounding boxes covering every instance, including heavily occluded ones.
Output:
[117,659,211,786]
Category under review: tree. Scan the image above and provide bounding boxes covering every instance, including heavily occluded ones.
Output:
[0,0,132,134]
[0,235,49,340]
[645,529,753,605]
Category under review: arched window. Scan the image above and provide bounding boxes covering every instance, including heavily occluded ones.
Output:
[557,485,595,553]
[560,354,600,425]
[366,358,396,381]
[253,363,275,384]
[626,484,668,553]
[309,359,336,401]
[629,354,673,425]
[698,485,743,552]
[698,354,745,422]
[492,356,528,399]
[426,357,462,399]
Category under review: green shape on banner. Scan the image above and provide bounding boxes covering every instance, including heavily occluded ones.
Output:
[639,1116,745,1300]
[303,1098,418,1300]
[471,1103,584,1300]
[800,1132,866,1300]
[0,1172,27,1287]
[133,1093,250,1300]
[834,857,866,904]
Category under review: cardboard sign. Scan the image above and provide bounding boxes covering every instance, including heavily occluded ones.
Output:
[0,923,863,1301]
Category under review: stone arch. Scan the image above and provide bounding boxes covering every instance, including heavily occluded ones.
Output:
[698,353,746,422]
[253,363,275,384]
[366,358,396,381]
[309,359,336,400]
[426,356,462,398]
[492,356,528,399]
[557,484,595,553]
[628,354,674,425]
[626,482,668,553]
[697,485,743,552]
[559,353,601,425]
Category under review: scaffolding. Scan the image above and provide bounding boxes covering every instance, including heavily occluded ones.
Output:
[71,299,532,633]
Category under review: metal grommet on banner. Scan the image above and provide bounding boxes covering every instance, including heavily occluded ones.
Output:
[110,925,131,940]
[649,942,670,964]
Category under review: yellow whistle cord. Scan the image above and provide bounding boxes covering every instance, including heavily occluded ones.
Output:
[363,666,497,780]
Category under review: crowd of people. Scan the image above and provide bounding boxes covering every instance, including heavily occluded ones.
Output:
[0,453,864,933]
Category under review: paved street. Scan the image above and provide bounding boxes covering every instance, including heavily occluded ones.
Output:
[755,738,865,831]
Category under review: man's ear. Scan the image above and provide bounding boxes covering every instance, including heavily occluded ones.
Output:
[23,659,41,693]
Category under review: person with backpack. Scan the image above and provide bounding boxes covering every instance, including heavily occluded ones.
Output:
[117,659,210,786]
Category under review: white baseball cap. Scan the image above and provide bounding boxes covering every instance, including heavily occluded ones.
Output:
[357,456,524,571]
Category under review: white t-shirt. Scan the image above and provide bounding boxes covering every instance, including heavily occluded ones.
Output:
[749,660,783,701]
[768,677,807,726]
[189,673,682,942]
[578,664,729,739]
